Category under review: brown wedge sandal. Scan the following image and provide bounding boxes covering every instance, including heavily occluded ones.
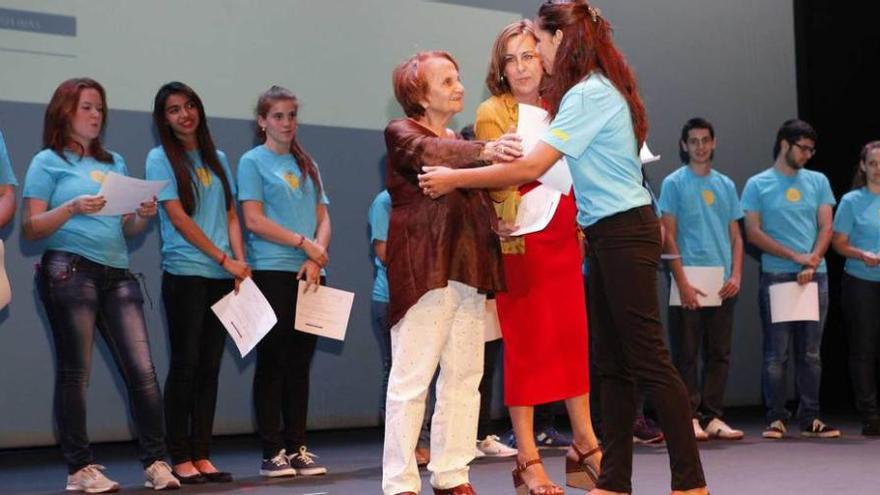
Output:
[512,458,565,495]
[564,443,601,490]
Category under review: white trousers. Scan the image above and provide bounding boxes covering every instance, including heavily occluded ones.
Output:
[382,281,486,494]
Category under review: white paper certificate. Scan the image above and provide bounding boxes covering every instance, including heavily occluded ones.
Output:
[94,172,168,216]
[484,299,502,342]
[0,239,11,310]
[509,185,561,237]
[669,266,724,307]
[211,277,277,357]
[769,281,819,323]
[517,103,573,194]
[294,282,355,341]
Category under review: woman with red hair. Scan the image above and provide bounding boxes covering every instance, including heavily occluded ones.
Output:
[381,51,521,495]
[22,78,178,492]
[418,2,709,494]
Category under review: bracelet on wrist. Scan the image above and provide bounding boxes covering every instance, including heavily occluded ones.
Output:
[295,234,305,248]
[218,253,227,266]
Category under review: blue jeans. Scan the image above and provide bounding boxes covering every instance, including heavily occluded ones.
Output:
[37,251,166,472]
[759,271,828,427]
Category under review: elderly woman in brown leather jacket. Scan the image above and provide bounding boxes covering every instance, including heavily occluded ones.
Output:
[380,50,522,495]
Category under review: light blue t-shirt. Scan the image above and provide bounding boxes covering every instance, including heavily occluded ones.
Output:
[146,146,236,279]
[237,145,329,272]
[741,167,836,273]
[0,131,18,187]
[833,187,880,281]
[23,149,130,268]
[659,166,743,279]
[540,73,652,227]
[368,190,391,302]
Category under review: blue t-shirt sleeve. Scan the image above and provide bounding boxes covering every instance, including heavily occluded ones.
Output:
[236,155,264,202]
[314,165,330,205]
[22,153,55,201]
[832,195,855,235]
[145,150,178,202]
[540,83,616,159]
[0,131,17,187]
[740,178,761,213]
[217,151,237,196]
[369,193,391,242]
[817,173,836,206]
[111,152,128,177]
[725,178,744,221]
[657,176,679,216]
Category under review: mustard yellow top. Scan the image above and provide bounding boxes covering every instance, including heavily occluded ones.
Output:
[474,93,525,254]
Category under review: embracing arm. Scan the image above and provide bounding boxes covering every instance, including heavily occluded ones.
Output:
[418,142,561,195]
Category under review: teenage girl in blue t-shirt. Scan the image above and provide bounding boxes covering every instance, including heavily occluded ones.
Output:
[238,86,331,477]
[22,78,178,492]
[832,140,880,437]
[417,2,708,494]
[147,81,250,483]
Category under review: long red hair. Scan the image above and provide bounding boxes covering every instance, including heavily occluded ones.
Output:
[537,1,648,146]
[43,77,113,163]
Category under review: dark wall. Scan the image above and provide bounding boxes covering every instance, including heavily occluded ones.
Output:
[794,0,880,411]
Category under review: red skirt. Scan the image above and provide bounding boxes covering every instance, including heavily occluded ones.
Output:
[496,183,590,406]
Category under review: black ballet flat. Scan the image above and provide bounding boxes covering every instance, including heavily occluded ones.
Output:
[172,471,207,484]
[201,471,233,483]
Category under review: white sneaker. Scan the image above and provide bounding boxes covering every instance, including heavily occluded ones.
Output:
[144,460,181,491]
[704,417,744,440]
[692,418,709,441]
[65,464,120,493]
[477,435,518,457]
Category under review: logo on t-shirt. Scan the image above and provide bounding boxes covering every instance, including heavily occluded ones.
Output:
[283,171,300,190]
[702,189,715,206]
[549,128,570,143]
[785,187,801,203]
[195,167,212,187]
[89,170,106,184]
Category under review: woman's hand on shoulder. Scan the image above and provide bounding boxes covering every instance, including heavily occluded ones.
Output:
[480,133,523,163]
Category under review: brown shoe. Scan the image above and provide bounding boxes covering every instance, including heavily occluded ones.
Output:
[433,482,477,494]
[512,458,564,495]
[565,443,600,490]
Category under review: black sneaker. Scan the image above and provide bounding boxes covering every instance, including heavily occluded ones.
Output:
[286,446,327,476]
[861,418,880,437]
[801,419,841,438]
[762,419,786,439]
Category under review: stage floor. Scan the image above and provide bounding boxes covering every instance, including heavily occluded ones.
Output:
[1,412,876,494]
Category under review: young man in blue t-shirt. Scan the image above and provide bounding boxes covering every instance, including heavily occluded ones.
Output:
[741,119,840,439]
[659,118,745,441]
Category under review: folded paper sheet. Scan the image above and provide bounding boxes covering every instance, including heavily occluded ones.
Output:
[769,281,819,323]
[211,277,277,357]
[95,172,168,216]
[294,282,355,341]
[669,266,724,307]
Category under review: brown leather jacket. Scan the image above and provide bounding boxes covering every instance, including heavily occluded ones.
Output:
[384,118,505,327]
